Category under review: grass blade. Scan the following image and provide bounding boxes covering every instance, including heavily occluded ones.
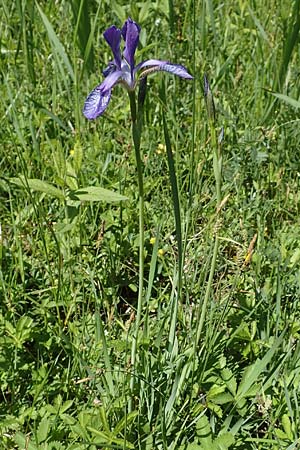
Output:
[271,92,300,109]
[278,0,300,90]
[71,0,94,73]
[36,2,74,81]
[162,108,182,353]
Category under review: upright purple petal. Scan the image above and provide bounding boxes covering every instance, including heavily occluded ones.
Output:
[138,59,193,79]
[121,18,140,72]
[103,26,122,69]
[83,86,112,119]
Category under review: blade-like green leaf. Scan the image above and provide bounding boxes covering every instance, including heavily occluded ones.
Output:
[86,426,134,449]
[71,186,127,203]
[206,0,217,42]
[271,92,300,109]
[36,3,74,81]
[248,6,270,43]
[71,0,94,72]
[236,332,285,401]
[113,411,138,436]
[10,177,65,200]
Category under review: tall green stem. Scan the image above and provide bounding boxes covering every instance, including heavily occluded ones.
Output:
[162,112,183,353]
[128,90,144,411]
[195,119,222,348]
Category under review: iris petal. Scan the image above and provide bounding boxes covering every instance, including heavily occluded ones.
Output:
[103,26,122,69]
[121,18,140,72]
[100,70,124,92]
[159,63,193,79]
[83,86,112,119]
[136,59,168,70]
[138,60,193,79]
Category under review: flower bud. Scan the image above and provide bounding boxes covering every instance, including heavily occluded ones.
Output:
[138,76,147,109]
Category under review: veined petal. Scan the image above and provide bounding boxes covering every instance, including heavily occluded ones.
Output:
[83,86,112,119]
[138,59,193,79]
[103,25,122,69]
[121,18,140,72]
[100,70,123,92]
[159,63,193,79]
[136,59,168,70]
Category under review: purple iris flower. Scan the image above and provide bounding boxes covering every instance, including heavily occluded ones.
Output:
[83,18,193,120]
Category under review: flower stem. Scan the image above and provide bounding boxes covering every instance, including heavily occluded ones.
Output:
[128,90,144,412]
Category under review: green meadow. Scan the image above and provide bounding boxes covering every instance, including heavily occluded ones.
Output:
[1,1,300,448]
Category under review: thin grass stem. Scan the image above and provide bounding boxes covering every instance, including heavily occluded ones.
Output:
[195,84,222,348]
[162,111,183,353]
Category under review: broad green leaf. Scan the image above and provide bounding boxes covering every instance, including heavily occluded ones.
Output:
[290,248,300,267]
[282,414,293,440]
[72,141,83,174]
[214,431,235,449]
[210,393,234,405]
[52,140,67,179]
[275,428,289,440]
[207,384,226,399]
[60,399,74,413]
[66,161,78,190]
[221,367,237,396]
[60,413,76,425]
[207,401,223,418]
[54,222,76,233]
[37,417,51,444]
[10,177,64,200]
[71,186,127,202]
[14,432,38,450]
[196,414,212,445]
[16,316,33,344]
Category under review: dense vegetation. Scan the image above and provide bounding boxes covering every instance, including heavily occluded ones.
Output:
[1,1,300,449]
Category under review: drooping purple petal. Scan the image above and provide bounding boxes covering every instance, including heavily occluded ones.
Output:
[100,70,124,92]
[103,25,122,69]
[138,59,193,79]
[83,86,112,119]
[121,18,140,72]
[136,59,168,70]
[159,63,193,79]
